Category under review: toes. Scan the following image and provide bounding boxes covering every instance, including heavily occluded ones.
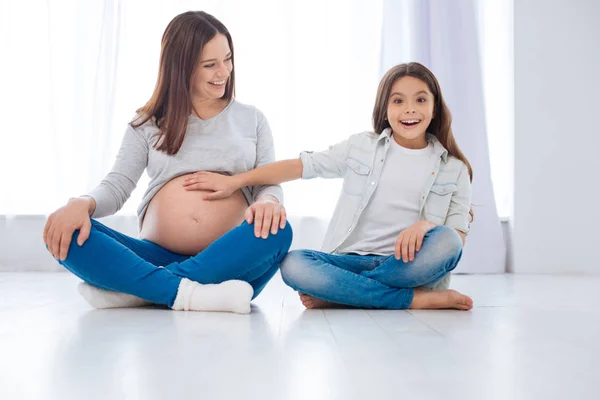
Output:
[461,297,474,310]
[299,293,310,301]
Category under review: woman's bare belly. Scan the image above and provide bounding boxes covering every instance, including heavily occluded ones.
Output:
[139,174,248,255]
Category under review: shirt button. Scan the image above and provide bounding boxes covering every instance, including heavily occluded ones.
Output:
[422,196,425,200]
[371,181,375,185]
[380,159,384,162]
[431,172,435,175]
[348,228,352,232]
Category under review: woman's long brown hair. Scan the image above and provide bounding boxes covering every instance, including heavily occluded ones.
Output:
[132,11,235,155]
[372,62,473,182]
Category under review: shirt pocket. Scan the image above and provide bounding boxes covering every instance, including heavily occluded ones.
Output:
[426,183,458,218]
[342,158,371,196]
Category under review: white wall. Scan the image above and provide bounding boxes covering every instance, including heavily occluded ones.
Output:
[514,0,600,273]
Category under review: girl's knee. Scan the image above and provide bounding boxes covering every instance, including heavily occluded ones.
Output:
[280,250,313,290]
[428,225,463,258]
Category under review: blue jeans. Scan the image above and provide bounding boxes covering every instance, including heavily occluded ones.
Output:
[57,219,293,307]
[280,225,462,309]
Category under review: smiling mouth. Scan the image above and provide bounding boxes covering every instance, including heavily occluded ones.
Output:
[209,79,227,86]
[400,119,421,127]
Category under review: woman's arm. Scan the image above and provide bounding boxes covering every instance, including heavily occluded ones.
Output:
[249,110,285,204]
[87,124,149,217]
[43,124,148,260]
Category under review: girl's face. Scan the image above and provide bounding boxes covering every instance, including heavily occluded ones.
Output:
[191,34,233,102]
[386,76,435,147]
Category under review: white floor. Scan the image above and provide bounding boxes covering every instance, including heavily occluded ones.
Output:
[1,273,599,400]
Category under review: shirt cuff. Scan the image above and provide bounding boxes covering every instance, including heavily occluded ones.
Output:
[254,185,284,205]
[299,151,317,179]
[445,215,471,235]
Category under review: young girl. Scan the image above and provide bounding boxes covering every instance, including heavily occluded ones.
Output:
[183,62,473,310]
[43,11,292,314]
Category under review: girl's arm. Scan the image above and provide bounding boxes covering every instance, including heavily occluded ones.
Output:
[455,230,467,245]
[235,159,303,187]
[183,159,303,200]
[184,134,355,199]
[445,163,472,244]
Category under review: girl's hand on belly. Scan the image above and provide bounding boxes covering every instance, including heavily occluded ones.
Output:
[246,197,287,239]
[183,171,239,200]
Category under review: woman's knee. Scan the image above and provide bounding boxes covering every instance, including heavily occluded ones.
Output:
[242,220,293,251]
[277,221,294,250]
[265,221,294,262]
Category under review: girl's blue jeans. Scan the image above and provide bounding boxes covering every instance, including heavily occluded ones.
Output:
[280,225,462,309]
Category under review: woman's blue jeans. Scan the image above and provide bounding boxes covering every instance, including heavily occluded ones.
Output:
[56,219,293,307]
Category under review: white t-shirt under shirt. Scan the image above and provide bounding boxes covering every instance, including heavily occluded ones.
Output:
[339,139,435,255]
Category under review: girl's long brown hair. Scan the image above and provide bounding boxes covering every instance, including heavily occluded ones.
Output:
[372,62,473,182]
[132,11,235,155]
[373,62,474,222]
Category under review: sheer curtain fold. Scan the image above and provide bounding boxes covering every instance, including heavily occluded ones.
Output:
[380,0,505,273]
[2,0,507,272]
[1,0,382,217]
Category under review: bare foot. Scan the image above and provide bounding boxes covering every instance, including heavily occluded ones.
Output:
[409,289,474,311]
[298,293,344,309]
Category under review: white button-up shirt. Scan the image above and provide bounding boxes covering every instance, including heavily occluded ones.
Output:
[299,128,472,253]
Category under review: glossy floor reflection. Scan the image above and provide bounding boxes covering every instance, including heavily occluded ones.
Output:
[1,272,599,400]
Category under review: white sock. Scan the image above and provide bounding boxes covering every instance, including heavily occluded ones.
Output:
[171,278,253,314]
[78,282,153,309]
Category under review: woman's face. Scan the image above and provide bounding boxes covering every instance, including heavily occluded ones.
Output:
[191,34,233,102]
[386,76,435,146]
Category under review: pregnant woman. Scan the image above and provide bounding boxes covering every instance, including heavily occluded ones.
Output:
[42,11,292,314]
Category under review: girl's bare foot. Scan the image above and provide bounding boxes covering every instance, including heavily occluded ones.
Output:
[298,293,344,309]
[409,289,474,311]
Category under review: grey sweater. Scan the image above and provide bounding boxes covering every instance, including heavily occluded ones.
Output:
[87,100,283,229]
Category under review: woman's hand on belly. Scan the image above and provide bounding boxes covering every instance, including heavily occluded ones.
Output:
[245,196,287,239]
[140,174,248,255]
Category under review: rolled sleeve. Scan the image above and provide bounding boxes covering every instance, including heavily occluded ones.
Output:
[444,163,472,234]
[298,138,350,180]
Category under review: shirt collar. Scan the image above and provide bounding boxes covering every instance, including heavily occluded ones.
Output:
[427,133,449,162]
[378,128,448,162]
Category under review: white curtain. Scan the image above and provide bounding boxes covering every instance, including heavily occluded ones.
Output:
[0,0,383,219]
[1,0,507,273]
[380,0,505,273]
